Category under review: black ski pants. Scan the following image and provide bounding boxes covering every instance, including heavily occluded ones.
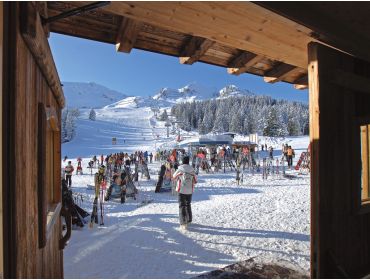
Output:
[288,155,293,167]
[178,193,192,225]
[66,175,72,187]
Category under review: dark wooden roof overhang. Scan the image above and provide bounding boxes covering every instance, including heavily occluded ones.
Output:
[45,1,370,91]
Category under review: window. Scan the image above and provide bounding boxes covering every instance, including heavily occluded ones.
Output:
[360,124,370,204]
[38,104,61,248]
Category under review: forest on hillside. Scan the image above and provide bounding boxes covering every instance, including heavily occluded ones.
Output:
[170,95,309,137]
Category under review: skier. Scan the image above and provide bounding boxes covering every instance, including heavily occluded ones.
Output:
[76,157,83,175]
[88,160,94,175]
[149,152,153,163]
[105,174,126,204]
[63,155,68,162]
[64,161,74,188]
[93,155,97,167]
[155,164,166,193]
[90,165,106,227]
[77,157,82,168]
[287,146,295,168]
[172,156,197,231]
[269,147,274,160]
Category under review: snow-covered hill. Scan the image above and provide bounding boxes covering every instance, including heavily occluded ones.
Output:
[62,82,127,109]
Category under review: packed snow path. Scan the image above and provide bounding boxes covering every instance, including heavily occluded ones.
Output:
[62,102,310,278]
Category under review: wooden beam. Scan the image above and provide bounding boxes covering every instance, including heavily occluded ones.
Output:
[263,63,297,84]
[36,1,49,37]
[101,2,315,68]
[227,53,263,76]
[256,2,370,65]
[293,75,308,90]
[179,36,214,65]
[20,2,65,107]
[116,16,143,53]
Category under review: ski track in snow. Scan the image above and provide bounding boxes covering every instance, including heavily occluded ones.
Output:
[62,103,310,278]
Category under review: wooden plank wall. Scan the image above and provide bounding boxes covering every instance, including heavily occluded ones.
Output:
[309,42,370,278]
[4,3,63,278]
[0,2,4,278]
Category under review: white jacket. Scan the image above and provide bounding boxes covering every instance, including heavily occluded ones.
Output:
[172,164,197,194]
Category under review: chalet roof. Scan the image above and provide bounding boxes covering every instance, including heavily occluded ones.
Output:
[44,2,370,91]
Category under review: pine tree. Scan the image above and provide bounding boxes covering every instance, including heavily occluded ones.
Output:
[89,108,96,121]
[159,110,169,121]
[230,112,243,134]
[287,116,300,136]
[264,107,284,137]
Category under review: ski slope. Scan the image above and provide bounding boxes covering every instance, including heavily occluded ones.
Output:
[63,105,172,158]
[62,98,311,278]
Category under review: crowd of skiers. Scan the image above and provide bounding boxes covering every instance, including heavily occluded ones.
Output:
[61,142,295,230]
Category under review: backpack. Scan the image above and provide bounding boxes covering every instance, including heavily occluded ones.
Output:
[181,172,194,190]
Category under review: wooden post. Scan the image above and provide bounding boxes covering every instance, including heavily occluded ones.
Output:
[308,42,320,279]
[308,41,370,278]
[0,2,3,278]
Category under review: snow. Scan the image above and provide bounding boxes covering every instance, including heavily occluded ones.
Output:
[218,84,252,98]
[62,94,311,278]
[63,82,127,109]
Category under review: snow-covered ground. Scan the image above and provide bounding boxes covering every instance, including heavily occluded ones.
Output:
[62,97,310,278]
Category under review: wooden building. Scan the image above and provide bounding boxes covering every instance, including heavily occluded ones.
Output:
[1,1,370,278]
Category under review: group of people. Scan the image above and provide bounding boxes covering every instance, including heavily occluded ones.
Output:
[62,148,200,230]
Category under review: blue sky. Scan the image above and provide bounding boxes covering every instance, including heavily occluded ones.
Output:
[49,33,308,103]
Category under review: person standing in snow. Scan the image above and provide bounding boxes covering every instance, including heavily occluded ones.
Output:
[287,146,295,168]
[65,161,74,188]
[172,156,197,230]
[149,152,153,163]
[269,147,274,160]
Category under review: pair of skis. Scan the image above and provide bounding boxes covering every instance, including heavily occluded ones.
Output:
[89,181,106,228]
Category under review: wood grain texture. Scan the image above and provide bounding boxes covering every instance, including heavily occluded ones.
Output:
[308,42,370,278]
[116,16,143,53]
[179,36,215,65]
[6,2,63,278]
[20,2,65,108]
[47,1,313,87]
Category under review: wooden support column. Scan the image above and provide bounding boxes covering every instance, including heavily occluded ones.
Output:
[263,62,298,83]
[116,16,142,53]
[227,52,263,76]
[0,2,3,278]
[308,42,370,278]
[179,36,214,65]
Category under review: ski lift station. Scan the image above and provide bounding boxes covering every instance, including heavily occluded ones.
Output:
[2,1,370,278]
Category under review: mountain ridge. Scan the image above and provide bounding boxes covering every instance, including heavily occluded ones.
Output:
[63,81,254,109]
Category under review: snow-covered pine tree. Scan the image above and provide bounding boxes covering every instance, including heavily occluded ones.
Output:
[263,107,286,137]
[89,108,96,121]
[229,111,243,134]
[61,108,80,143]
[159,110,169,121]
